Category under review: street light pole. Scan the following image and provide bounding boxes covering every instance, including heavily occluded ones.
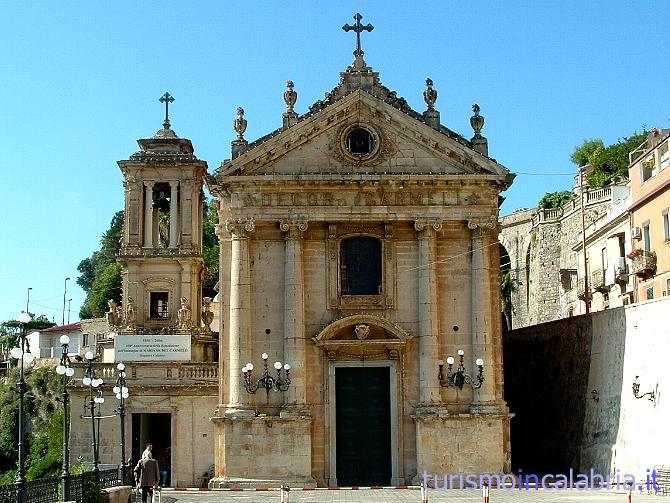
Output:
[11,312,33,503]
[62,277,70,326]
[114,364,130,484]
[26,288,32,316]
[83,352,102,479]
[56,336,75,501]
[579,167,590,314]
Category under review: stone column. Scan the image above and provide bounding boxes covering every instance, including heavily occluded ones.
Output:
[467,218,497,409]
[224,218,255,414]
[169,181,179,248]
[279,220,308,413]
[414,220,442,408]
[143,182,154,248]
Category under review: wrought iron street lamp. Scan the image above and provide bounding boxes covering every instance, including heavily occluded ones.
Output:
[82,351,103,478]
[242,353,291,393]
[55,335,75,501]
[11,311,33,503]
[437,349,484,390]
[113,363,130,484]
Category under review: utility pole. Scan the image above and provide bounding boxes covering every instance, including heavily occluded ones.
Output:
[579,166,590,314]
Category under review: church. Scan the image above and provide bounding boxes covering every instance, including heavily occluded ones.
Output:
[69,15,514,488]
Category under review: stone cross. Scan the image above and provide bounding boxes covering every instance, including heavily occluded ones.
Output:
[159,92,175,128]
[342,13,374,56]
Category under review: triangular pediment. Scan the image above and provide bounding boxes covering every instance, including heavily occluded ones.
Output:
[215,90,509,180]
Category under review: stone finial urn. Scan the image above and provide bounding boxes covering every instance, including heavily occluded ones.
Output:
[233,107,247,140]
[284,81,298,113]
[423,78,437,111]
[470,104,485,137]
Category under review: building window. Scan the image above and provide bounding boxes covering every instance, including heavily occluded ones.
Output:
[646,287,654,300]
[659,142,669,171]
[340,237,382,295]
[663,210,669,242]
[641,154,656,182]
[150,292,169,319]
[642,223,651,252]
[82,333,89,347]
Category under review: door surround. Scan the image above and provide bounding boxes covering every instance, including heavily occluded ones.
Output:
[328,360,400,486]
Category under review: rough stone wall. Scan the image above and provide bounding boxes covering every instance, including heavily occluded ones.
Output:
[499,210,533,330]
[500,195,616,329]
[504,297,670,476]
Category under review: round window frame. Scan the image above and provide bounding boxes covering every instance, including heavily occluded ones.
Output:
[339,124,381,162]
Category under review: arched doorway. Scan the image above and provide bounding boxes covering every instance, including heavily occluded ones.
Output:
[313,315,410,487]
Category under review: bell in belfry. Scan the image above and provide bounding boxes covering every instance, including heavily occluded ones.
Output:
[153,189,170,212]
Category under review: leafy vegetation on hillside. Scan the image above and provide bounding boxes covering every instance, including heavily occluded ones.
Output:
[570,131,648,188]
[538,190,573,209]
[0,366,63,481]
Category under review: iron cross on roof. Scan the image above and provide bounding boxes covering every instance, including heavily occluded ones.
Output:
[159,92,175,129]
[342,13,374,56]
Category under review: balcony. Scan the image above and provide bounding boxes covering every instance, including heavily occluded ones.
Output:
[577,277,588,300]
[630,250,657,278]
[591,269,607,292]
[615,257,628,284]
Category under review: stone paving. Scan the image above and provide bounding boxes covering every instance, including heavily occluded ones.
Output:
[159,488,665,503]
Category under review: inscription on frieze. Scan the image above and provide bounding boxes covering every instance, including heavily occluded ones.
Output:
[237,190,469,207]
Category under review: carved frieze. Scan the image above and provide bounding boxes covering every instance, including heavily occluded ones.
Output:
[235,189,472,208]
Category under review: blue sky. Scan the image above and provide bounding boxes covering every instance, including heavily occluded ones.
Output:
[1,1,668,324]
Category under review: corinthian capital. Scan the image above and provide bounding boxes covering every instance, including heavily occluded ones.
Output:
[279,219,308,239]
[224,217,255,238]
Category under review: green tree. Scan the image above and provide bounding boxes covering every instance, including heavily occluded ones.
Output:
[570,139,604,167]
[570,132,648,188]
[78,211,123,318]
[87,263,122,318]
[202,199,220,298]
[538,190,573,209]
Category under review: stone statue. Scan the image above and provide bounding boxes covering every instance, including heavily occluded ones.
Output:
[106,299,119,328]
[124,297,136,330]
[202,297,214,334]
[176,296,192,329]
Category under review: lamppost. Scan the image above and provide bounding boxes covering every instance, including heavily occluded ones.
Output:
[242,353,291,394]
[437,349,485,390]
[55,336,75,501]
[10,311,33,503]
[113,363,130,484]
[82,351,103,478]
[62,277,70,326]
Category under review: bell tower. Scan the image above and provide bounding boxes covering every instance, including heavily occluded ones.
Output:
[114,93,215,360]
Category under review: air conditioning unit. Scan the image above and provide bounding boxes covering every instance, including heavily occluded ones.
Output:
[631,227,642,240]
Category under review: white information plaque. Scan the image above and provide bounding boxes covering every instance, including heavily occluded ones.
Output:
[115,335,191,361]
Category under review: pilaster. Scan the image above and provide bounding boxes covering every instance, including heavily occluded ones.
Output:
[224,218,256,415]
[467,218,499,410]
[279,220,308,413]
[414,219,442,409]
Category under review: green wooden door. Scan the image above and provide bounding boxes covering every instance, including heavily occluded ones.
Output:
[335,366,391,486]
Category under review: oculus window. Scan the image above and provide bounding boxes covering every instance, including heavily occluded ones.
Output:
[346,128,375,155]
[340,237,382,295]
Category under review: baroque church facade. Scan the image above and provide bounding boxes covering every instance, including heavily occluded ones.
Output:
[69,21,514,487]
